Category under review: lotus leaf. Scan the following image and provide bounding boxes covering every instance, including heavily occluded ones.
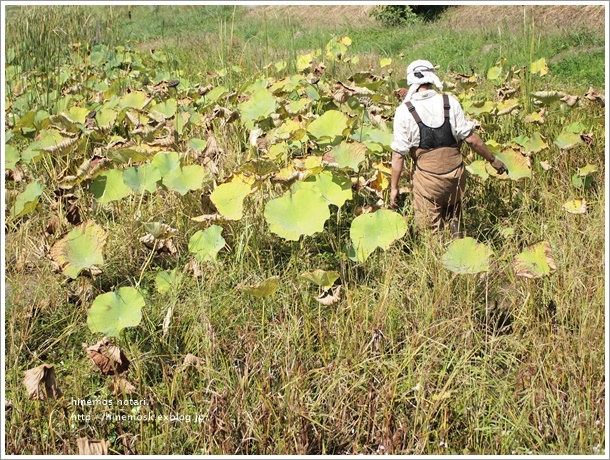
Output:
[512,241,557,279]
[123,163,161,194]
[204,86,229,102]
[466,100,495,116]
[156,269,179,294]
[350,209,407,262]
[118,91,148,110]
[327,142,366,171]
[151,151,180,177]
[10,181,44,217]
[578,164,597,177]
[300,269,339,289]
[523,132,548,154]
[466,160,490,181]
[530,58,548,76]
[441,237,492,274]
[564,122,586,134]
[487,66,502,80]
[96,108,117,128]
[163,165,207,195]
[286,98,311,115]
[87,287,144,337]
[188,225,226,262]
[264,189,330,241]
[524,111,544,124]
[563,198,586,214]
[531,91,565,106]
[296,53,314,73]
[238,89,276,128]
[380,58,392,68]
[91,169,132,204]
[5,144,19,170]
[554,132,582,150]
[174,111,191,135]
[210,180,253,220]
[291,171,352,208]
[352,125,393,149]
[486,149,531,180]
[151,98,177,119]
[61,106,89,124]
[307,110,349,141]
[189,138,207,152]
[238,276,280,297]
[143,222,179,239]
[50,220,106,279]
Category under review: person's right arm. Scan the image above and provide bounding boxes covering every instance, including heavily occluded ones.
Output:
[464,132,508,175]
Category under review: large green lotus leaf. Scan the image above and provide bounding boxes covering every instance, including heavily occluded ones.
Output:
[578,164,597,177]
[441,237,492,274]
[163,165,207,195]
[351,125,394,149]
[87,287,144,337]
[61,106,89,124]
[50,220,107,279]
[10,181,44,217]
[96,108,117,128]
[210,180,253,220]
[512,241,557,279]
[530,58,548,76]
[188,225,226,262]
[275,119,306,141]
[5,144,20,170]
[238,276,279,297]
[466,160,489,181]
[486,149,531,180]
[327,142,366,171]
[238,89,276,128]
[151,151,181,177]
[123,163,162,194]
[291,171,352,208]
[174,111,191,136]
[91,169,132,204]
[156,269,178,294]
[522,132,548,154]
[300,269,339,289]
[151,98,177,119]
[307,110,349,141]
[350,209,407,262]
[264,189,330,241]
[119,91,148,110]
[554,132,582,150]
[563,198,586,214]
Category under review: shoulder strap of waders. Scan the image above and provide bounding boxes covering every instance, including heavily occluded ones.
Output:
[443,94,450,119]
[405,101,422,124]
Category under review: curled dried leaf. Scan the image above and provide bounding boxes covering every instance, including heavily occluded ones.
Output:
[182,353,204,371]
[316,285,341,306]
[86,337,130,376]
[108,377,136,396]
[23,364,63,400]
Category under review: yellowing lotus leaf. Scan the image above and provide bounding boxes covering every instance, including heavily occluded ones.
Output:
[487,66,502,80]
[350,209,407,262]
[326,142,367,171]
[512,241,557,279]
[466,160,490,181]
[122,163,161,194]
[554,132,582,150]
[163,165,207,195]
[296,53,314,73]
[486,149,531,180]
[90,169,132,204]
[188,225,226,262]
[210,180,253,220]
[522,132,548,154]
[307,110,349,141]
[441,237,492,274]
[291,171,352,208]
[578,164,597,177]
[530,58,548,76]
[10,181,44,217]
[151,98,177,119]
[300,269,339,289]
[238,276,279,297]
[87,287,144,337]
[119,91,148,110]
[563,198,586,214]
[264,189,330,241]
[50,220,107,279]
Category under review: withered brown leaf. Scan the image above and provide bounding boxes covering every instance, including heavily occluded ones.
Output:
[86,337,130,376]
[76,437,110,455]
[23,364,63,400]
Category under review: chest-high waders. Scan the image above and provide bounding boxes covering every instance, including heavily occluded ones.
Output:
[407,94,466,234]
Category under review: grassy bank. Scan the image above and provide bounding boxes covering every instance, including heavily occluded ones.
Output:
[3,4,607,456]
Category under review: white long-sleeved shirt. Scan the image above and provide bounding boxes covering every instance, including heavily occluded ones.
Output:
[391,90,475,156]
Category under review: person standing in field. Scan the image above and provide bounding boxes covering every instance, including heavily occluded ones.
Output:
[390,59,508,238]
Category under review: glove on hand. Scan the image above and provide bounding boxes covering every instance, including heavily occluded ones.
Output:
[490,158,508,175]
